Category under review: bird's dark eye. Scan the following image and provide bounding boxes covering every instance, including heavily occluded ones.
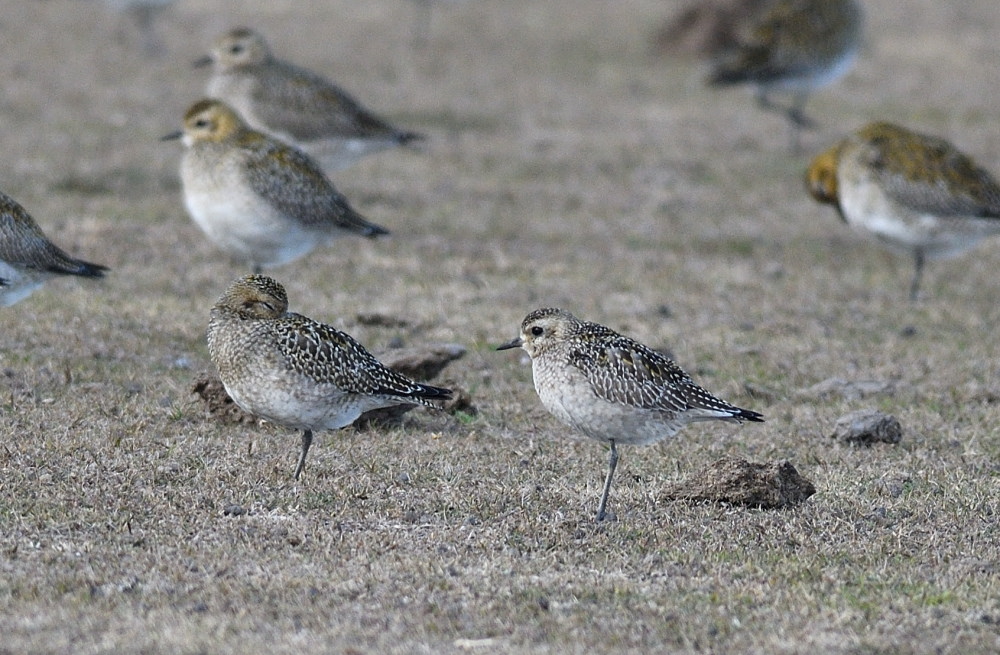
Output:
[194,119,209,128]
[531,326,544,336]
[229,45,244,55]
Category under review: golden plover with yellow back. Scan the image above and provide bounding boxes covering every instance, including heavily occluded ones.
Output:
[708,0,862,150]
[163,99,389,272]
[0,191,107,307]
[498,308,764,521]
[195,27,424,173]
[207,274,452,479]
[806,121,1000,301]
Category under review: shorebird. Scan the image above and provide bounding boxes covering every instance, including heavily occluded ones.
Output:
[498,308,763,521]
[163,99,388,272]
[195,27,423,173]
[806,121,1000,300]
[708,0,862,150]
[207,274,452,478]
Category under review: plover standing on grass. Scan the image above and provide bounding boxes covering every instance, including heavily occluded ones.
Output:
[163,99,388,272]
[195,28,424,174]
[708,0,862,150]
[806,121,1000,301]
[498,308,764,521]
[0,191,107,307]
[207,274,452,479]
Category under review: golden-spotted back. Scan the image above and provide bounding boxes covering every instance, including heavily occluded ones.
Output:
[850,122,1000,217]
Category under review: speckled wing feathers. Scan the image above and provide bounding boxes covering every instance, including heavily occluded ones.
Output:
[0,212,54,266]
[253,62,409,142]
[568,325,748,418]
[240,136,382,234]
[275,314,449,403]
[0,193,107,277]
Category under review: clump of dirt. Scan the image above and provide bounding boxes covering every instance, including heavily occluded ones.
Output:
[191,373,257,426]
[830,409,902,445]
[663,456,816,508]
[374,343,466,381]
[353,312,412,328]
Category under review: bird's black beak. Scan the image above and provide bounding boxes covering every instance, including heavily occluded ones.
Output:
[160,130,183,142]
[834,203,848,224]
[192,55,213,68]
[496,337,523,351]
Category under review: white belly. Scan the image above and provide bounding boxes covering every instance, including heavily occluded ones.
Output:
[222,373,404,433]
[0,262,47,307]
[532,357,686,447]
[181,161,319,268]
[840,176,1000,260]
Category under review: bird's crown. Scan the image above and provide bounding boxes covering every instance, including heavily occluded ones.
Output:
[182,99,247,143]
[210,27,271,68]
[215,274,289,320]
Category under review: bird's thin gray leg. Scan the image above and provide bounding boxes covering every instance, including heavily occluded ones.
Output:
[910,250,925,302]
[756,89,812,152]
[786,92,815,153]
[755,88,773,112]
[786,91,814,128]
[294,430,313,480]
[596,440,618,522]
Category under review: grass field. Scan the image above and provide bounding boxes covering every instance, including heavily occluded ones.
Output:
[2,1,999,653]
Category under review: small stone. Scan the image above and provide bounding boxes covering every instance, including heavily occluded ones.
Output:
[223,504,246,516]
[831,409,902,445]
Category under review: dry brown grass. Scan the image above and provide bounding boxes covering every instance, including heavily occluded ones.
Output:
[1,1,999,653]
